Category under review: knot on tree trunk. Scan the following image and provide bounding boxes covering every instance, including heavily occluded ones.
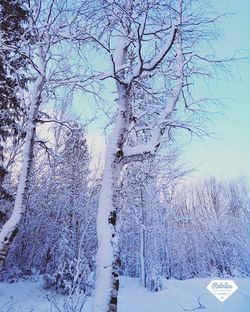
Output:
[109,210,117,226]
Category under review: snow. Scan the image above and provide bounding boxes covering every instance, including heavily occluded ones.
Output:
[123,143,155,157]
[92,129,118,311]
[113,37,129,69]
[0,44,45,261]
[124,277,250,312]
[1,277,250,312]
[143,26,176,71]
[92,80,128,311]
[0,277,55,311]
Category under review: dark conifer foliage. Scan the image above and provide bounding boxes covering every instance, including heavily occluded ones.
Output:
[0,0,28,211]
[0,0,28,159]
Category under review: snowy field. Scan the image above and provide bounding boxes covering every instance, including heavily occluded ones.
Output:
[0,277,250,312]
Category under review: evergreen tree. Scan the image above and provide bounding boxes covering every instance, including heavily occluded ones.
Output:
[0,0,28,215]
[0,0,28,160]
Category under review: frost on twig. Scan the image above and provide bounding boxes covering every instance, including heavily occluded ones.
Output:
[179,295,206,311]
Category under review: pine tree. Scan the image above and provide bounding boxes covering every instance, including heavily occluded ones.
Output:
[0,0,28,160]
[0,0,28,219]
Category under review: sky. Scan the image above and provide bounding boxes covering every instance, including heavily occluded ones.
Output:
[77,0,250,181]
[181,0,250,180]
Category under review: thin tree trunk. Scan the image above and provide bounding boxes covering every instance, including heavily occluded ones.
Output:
[140,186,146,287]
[92,85,129,311]
[0,113,36,270]
[0,49,44,269]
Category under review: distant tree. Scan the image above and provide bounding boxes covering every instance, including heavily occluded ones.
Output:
[165,177,250,279]
[118,147,188,290]
[43,126,93,296]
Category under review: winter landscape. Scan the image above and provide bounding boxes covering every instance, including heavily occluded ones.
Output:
[0,0,250,311]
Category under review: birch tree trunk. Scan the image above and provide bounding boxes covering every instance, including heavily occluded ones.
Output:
[0,52,45,270]
[93,84,129,311]
[92,2,184,309]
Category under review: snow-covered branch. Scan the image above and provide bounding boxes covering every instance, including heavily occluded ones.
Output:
[142,26,177,72]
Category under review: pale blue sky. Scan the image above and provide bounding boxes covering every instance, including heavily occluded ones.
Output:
[181,0,250,180]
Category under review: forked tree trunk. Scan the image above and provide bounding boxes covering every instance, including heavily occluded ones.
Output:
[0,63,44,270]
[92,25,130,308]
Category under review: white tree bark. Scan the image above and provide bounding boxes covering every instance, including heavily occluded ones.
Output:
[92,82,130,311]
[93,3,183,310]
[0,47,45,270]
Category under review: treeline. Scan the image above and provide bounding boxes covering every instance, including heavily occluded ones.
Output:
[1,124,98,297]
[119,165,250,285]
[1,131,249,296]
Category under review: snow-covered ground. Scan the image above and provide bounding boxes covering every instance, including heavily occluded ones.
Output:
[0,276,250,312]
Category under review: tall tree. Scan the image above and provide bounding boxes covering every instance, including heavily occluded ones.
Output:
[79,1,223,310]
[0,0,91,270]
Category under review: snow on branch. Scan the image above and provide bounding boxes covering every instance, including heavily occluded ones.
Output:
[142,26,177,72]
[123,31,184,159]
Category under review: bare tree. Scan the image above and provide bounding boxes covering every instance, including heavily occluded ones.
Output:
[0,0,92,270]
[117,147,189,291]
[76,1,224,311]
